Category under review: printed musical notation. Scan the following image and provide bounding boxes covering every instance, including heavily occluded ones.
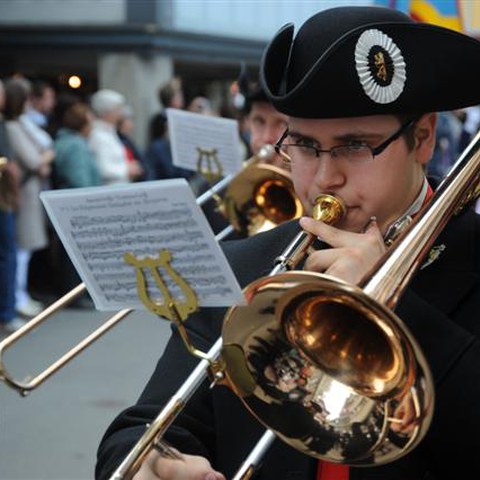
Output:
[40,179,245,311]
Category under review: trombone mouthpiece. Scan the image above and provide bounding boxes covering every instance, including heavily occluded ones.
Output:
[312,194,346,225]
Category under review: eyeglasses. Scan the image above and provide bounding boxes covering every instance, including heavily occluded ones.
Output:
[275,118,416,166]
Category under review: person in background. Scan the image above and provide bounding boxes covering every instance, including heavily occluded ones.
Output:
[89,88,142,185]
[143,122,194,183]
[149,77,185,144]
[0,78,24,333]
[144,80,194,184]
[238,75,288,168]
[20,79,56,163]
[96,6,480,480]
[4,77,54,319]
[47,91,81,139]
[426,111,462,180]
[187,96,216,116]
[199,75,291,238]
[117,105,147,181]
[52,102,100,307]
[24,79,56,131]
[54,102,100,189]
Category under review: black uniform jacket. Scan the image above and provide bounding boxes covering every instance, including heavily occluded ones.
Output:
[96,208,480,480]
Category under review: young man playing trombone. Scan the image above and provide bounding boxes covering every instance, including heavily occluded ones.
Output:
[96,6,480,480]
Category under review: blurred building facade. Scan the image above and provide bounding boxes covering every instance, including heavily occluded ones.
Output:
[0,0,375,147]
[1,0,478,148]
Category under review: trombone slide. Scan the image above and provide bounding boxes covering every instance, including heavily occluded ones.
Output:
[110,338,223,480]
[0,283,133,396]
[232,430,276,480]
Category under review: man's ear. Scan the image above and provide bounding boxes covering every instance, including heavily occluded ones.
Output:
[415,113,437,167]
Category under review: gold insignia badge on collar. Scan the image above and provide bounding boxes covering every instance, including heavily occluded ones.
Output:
[420,244,446,270]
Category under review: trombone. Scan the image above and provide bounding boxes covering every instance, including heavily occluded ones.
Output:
[109,129,480,478]
[109,193,345,479]
[0,284,133,396]
[197,144,303,239]
[0,147,303,396]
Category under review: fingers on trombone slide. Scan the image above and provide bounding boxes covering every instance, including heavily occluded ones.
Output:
[153,438,184,461]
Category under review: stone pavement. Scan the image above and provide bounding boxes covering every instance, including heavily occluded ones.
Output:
[0,306,171,480]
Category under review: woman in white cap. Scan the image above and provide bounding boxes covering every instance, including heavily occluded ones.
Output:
[89,88,142,185]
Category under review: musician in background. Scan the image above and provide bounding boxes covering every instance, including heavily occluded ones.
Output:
[198,80,289,238]
[96,7,480,480]
[239,78,288,168]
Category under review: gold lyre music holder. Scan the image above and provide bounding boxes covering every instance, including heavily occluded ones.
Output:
[124,249,215,362]
[196,146,223,185]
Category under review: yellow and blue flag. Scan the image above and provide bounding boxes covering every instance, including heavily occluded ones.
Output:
[374,0,462,31]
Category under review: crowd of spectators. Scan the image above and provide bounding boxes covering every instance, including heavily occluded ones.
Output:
[1,72,478,334]
[0,73,263,332]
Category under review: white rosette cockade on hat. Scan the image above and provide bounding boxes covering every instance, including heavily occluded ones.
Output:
[260,6,480,119]
[354,28,406,105]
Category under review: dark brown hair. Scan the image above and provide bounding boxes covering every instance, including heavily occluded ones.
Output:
[61,102,91,132]
[3,78,30,120]
[395,113,419,152]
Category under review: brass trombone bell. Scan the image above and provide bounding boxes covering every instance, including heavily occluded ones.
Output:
[220,180,435,466]
[223,162,304,236]
[196,144,276,209]
[196,144,296,238]
[221,271,432,465]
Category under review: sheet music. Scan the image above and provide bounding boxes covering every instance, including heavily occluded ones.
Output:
[40,180,245,311]
[167,108,243,176]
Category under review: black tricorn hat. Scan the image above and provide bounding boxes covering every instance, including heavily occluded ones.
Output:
[260,6,480,118]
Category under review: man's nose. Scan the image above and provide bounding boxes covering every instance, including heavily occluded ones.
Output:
[313,154,346,190]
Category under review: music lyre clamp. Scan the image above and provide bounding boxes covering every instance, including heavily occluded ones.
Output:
[113,248,228,479]
[196,146,223,184]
